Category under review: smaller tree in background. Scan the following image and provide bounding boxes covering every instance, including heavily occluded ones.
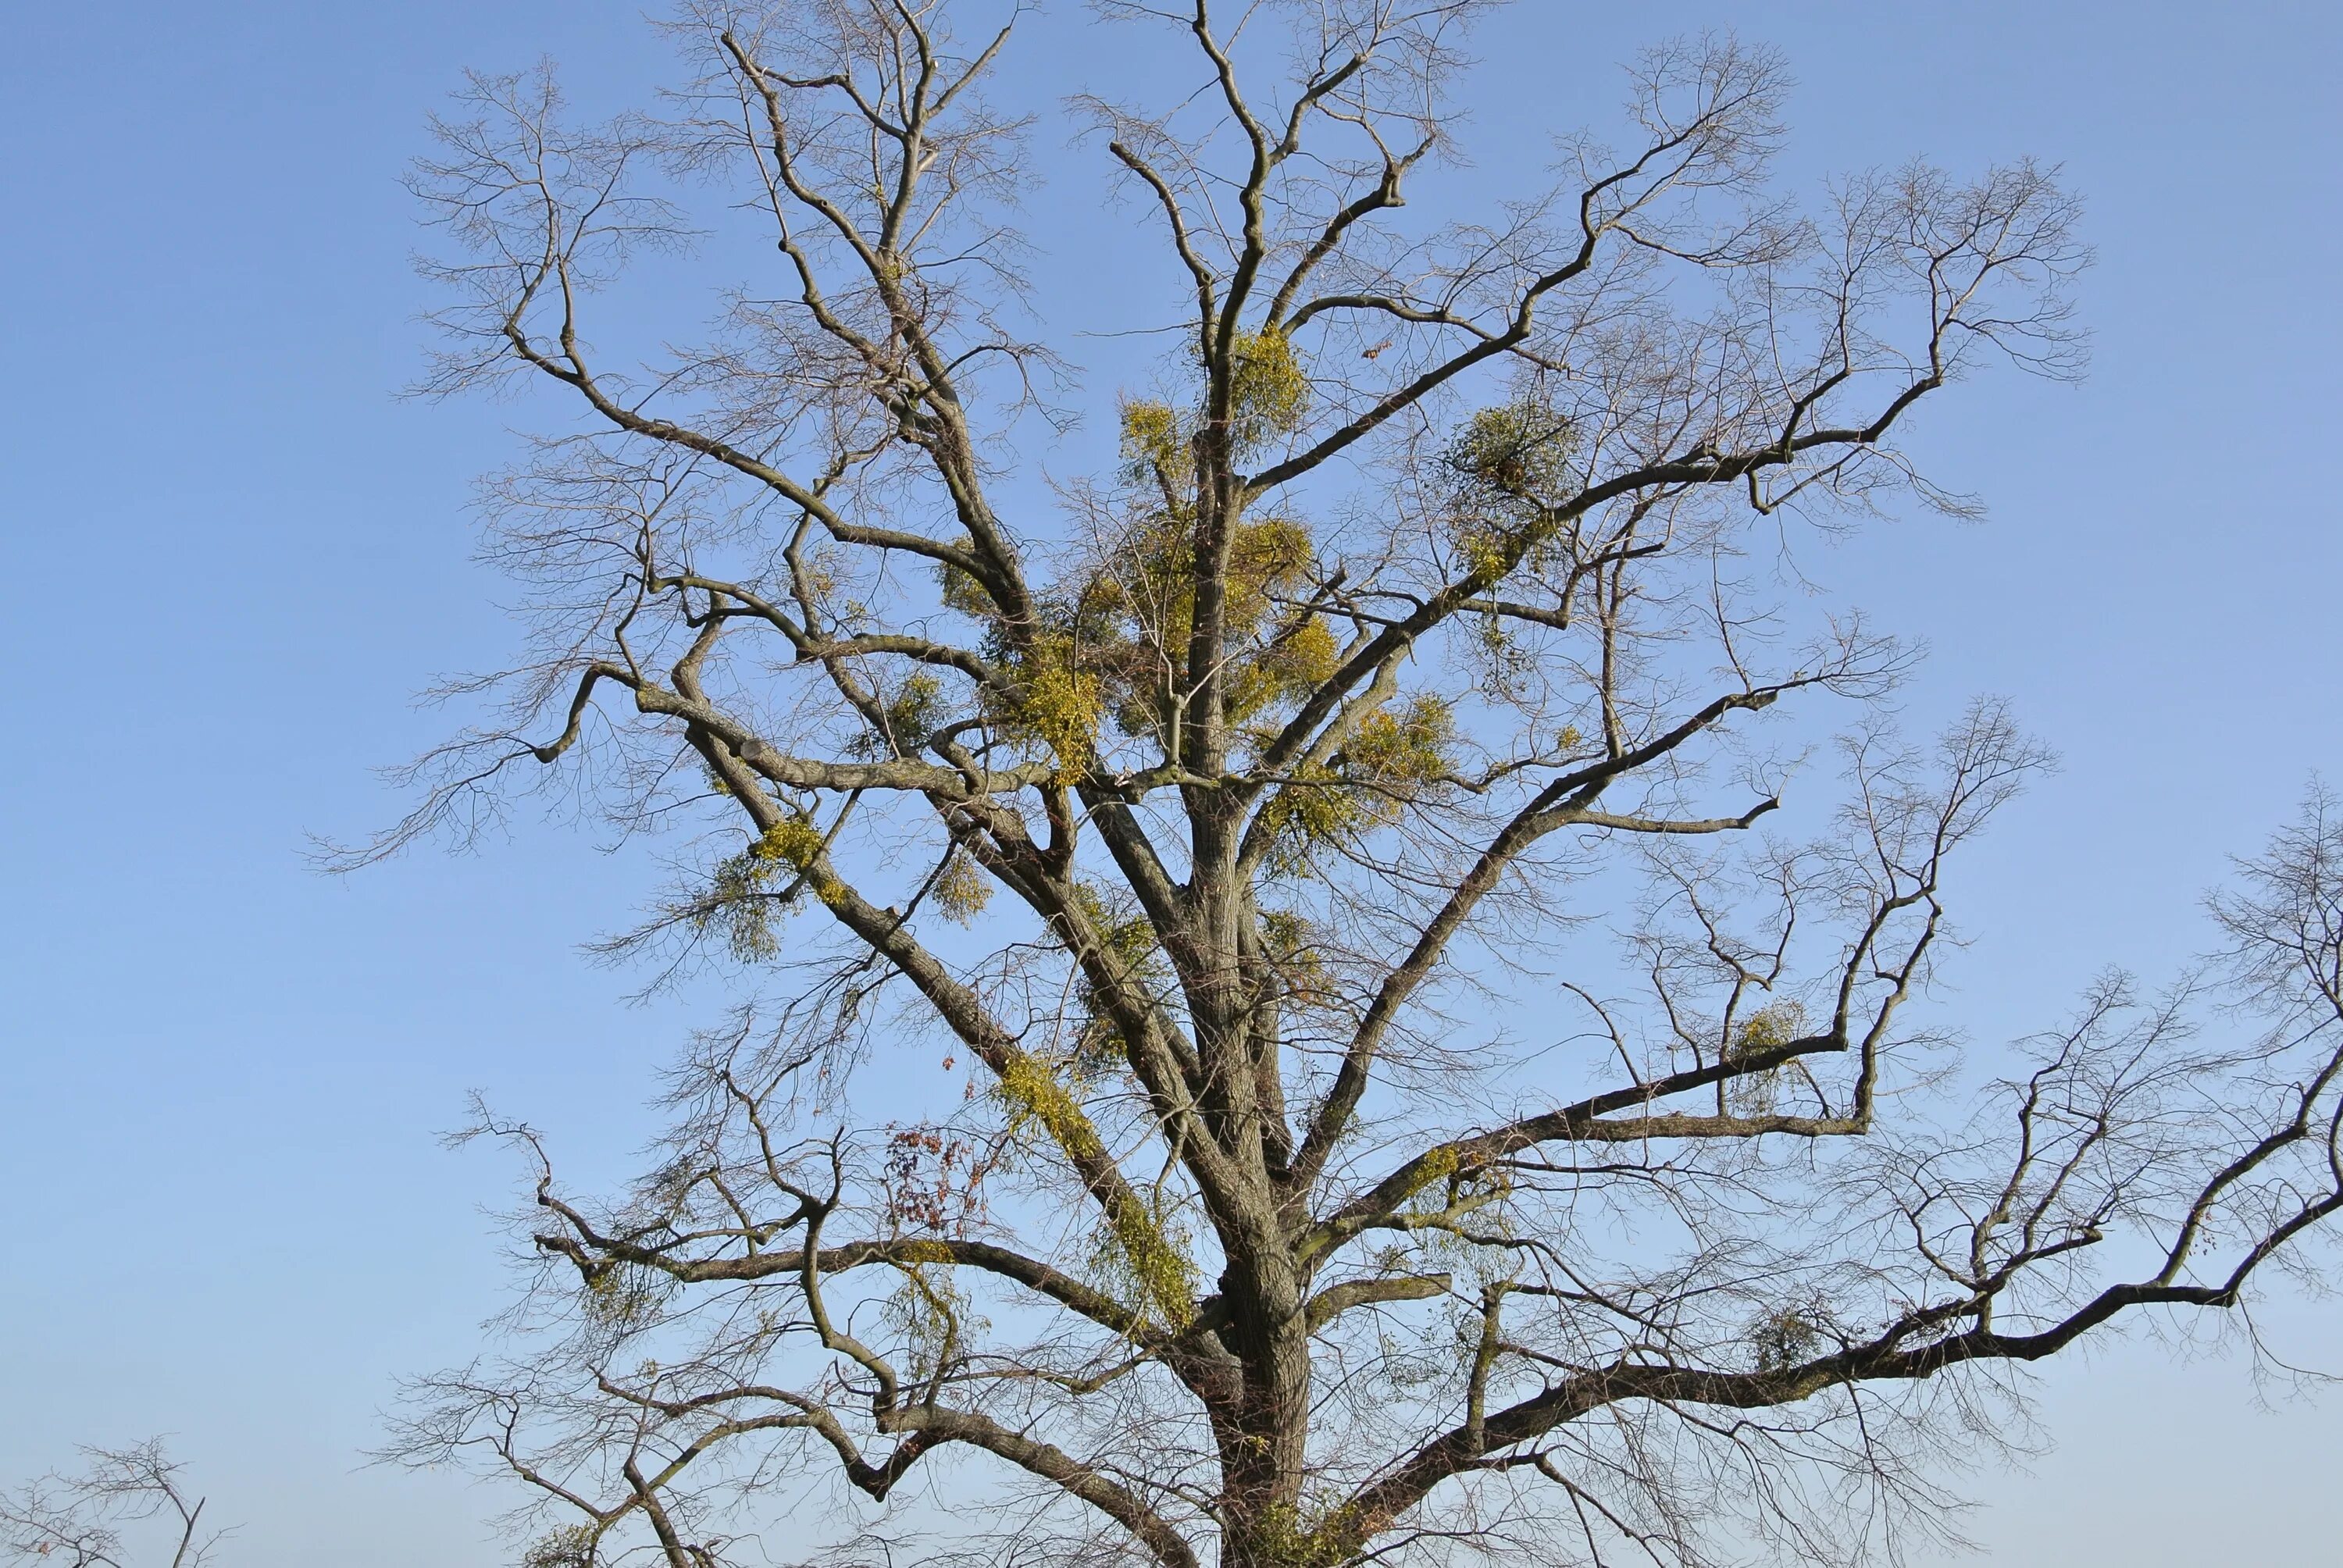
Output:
[1,1441,224,1568]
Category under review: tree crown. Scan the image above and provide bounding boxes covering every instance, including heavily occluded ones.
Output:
[373,7,2343,1568]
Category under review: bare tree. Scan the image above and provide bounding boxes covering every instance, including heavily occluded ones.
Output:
[368,4,2342,1566]
[2,1442,224,1568]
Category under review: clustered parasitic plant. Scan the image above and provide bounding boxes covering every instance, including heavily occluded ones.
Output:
[374,5,2343,1566]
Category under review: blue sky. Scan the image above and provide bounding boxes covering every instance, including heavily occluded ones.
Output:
[2,2,2338,1563]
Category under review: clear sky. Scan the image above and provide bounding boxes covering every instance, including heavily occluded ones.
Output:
[2,2,2338,1564]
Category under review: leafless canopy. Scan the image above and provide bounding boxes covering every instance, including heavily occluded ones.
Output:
[2,1441,223,1568]
[375,5,2341,1566]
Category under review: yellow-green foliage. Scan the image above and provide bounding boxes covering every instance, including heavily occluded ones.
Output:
[1251,615,1338,697]
[1229,514,1313,598]
[750,815,841,910]
[1724,999,1807,1116]
[522,1524,600,1568]
[1414,1143,1463,1189]
[993,1046,1193,1324]
[996,1048,1109,1167]
[1090,1203,1199,1327]
[1751,1303,1827,1374]
[949,336,1326,766]
[1731,1000,1808,1057]
[881,1259,974,1380]
[931,848,993,925]
[1094,335,1323,741]
[700,859,783,960]
[1220,516,1335,721]
[1225,327,1310,454]
[858,671,944,758]
[1076,508,1334,745]
[696,814,842,961]
[937,546,993,618]
[1346,696,1457,791]
[580,1261,671,1330]
[1010,635,1103,781]
[1249,1499,1366,1568]
[1258,907,1330,1008]
[893,1238,957,1266]
[1394,1143,1478,1221]
[1254,762,1364,866]
[1065,880,1162,1067]
[1122,326,1308,482]
[1071,880,1157,972]
[1446,394,1577,580]
[1120,397,1191,491]
[1256,695,1458,872]
[1450,395,1575,507]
